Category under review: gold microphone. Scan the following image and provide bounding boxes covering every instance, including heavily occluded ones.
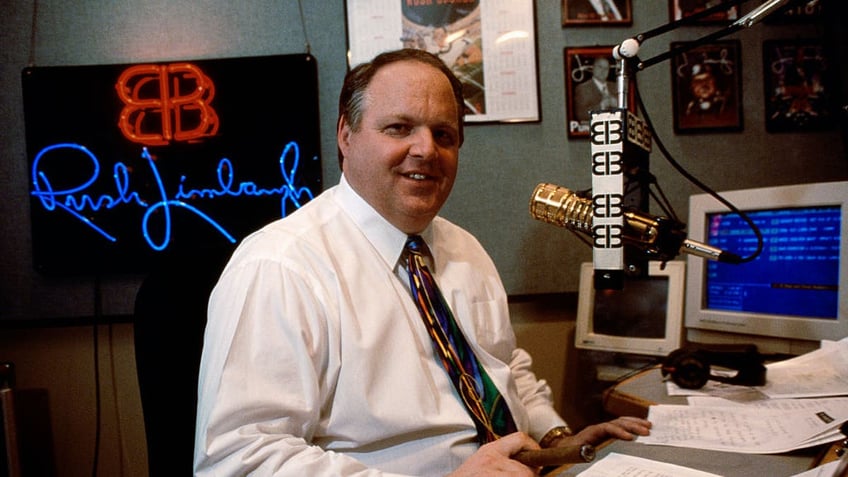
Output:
[529,183,742,264]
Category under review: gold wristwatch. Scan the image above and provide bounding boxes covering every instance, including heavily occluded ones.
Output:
[539,425,574,448]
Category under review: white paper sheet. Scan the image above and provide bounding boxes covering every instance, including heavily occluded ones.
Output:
[762,339,848,398]
[575,452,724,477]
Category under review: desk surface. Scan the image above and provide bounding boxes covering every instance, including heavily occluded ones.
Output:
[550,438,823,476]
[550,365,841,477]
[601,365,686,418]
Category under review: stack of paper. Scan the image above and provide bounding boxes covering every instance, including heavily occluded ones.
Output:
[577,339,848,476]
[637,401,848,453]
[644,339,848,453]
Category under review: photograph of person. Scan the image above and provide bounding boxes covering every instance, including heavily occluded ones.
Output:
[669,0,738,23]
[194,48,651,476]
[565,47,627,137]
[563,0,632,25]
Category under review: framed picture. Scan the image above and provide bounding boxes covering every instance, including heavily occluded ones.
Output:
[763,39,834,133]
[564,46,634,138]
[562,0,632,26]
[671,40,743,133]
[764,1,823,24]
[345,0,540,124]
[669,0,739,23]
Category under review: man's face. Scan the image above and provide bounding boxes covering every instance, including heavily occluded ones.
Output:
[690,74,716,100]
[338,61,461,234]
[593,58,610,81]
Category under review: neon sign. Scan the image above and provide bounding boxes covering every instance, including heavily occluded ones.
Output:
[22,54,322,274]
[116,63,220,146]
[31,141,313,251]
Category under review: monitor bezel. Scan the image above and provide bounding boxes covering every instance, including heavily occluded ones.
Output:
[685,181,848,354]
[575,261,686,357]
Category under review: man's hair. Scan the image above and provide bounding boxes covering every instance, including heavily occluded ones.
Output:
[337,48,465,168]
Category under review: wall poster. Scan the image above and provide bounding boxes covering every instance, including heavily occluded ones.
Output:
[345,0,539,124]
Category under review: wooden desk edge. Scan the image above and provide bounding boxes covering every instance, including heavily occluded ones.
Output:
[817,440,845,466]
[600,367,658,419]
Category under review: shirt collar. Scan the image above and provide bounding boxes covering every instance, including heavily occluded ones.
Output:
[336,174,434,270]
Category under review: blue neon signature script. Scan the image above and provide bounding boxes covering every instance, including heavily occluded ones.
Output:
[30,141,315,251]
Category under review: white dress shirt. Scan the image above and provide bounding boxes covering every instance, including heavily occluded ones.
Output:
[194,175,566,476]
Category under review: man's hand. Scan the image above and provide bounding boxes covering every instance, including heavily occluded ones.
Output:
[550,416,652,448]
[448,432,542,477]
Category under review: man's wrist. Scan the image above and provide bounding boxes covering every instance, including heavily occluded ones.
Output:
[539,425,574,448]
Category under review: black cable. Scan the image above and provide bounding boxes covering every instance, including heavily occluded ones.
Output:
[631,70,764,263]
[296,0,311,55]
[28,0,38,67]
[649,174,679,221]
[91,274,103,477]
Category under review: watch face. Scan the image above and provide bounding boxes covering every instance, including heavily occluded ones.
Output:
[581,444,596,462]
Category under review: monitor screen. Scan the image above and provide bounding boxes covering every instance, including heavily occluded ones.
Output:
[705,206,840,319]
[686,181,848,355]
[575,261,685,357]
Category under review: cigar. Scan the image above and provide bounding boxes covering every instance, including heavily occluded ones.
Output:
[513,444,595,467]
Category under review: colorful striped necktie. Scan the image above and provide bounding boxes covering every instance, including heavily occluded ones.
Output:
[405,235,517,444]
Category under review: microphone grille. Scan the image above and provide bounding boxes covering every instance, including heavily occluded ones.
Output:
[529,183,593,232]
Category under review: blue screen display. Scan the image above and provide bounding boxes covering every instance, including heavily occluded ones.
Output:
[704,206,841,319]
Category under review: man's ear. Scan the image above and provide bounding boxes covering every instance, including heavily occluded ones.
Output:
[337,117,351,158]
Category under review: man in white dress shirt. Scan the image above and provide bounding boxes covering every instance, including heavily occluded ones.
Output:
[194,48,650,476]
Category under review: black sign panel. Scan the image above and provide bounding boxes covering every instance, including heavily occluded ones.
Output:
[22,54,322,274]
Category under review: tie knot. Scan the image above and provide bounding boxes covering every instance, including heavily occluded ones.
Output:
[406,235,429,256]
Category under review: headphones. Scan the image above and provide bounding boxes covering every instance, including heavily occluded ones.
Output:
[661,343,767,389]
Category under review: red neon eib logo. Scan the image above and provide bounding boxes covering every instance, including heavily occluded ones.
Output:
[115,63,220,146]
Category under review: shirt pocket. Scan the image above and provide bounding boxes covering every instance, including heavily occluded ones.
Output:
[454,297,514,363]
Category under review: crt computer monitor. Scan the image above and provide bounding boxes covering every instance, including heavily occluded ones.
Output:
[575,261,686,357]
[685,181,848,356]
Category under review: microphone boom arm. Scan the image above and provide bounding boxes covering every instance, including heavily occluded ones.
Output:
[615,0,797,71]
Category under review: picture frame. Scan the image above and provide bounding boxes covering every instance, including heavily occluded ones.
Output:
[671,40,743,134]
[763,39,834,133]
[345,0,540,124]
[763,0,823,24]
[562,0,632,26]
[668,0,739,23]
[564,46,634,138]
